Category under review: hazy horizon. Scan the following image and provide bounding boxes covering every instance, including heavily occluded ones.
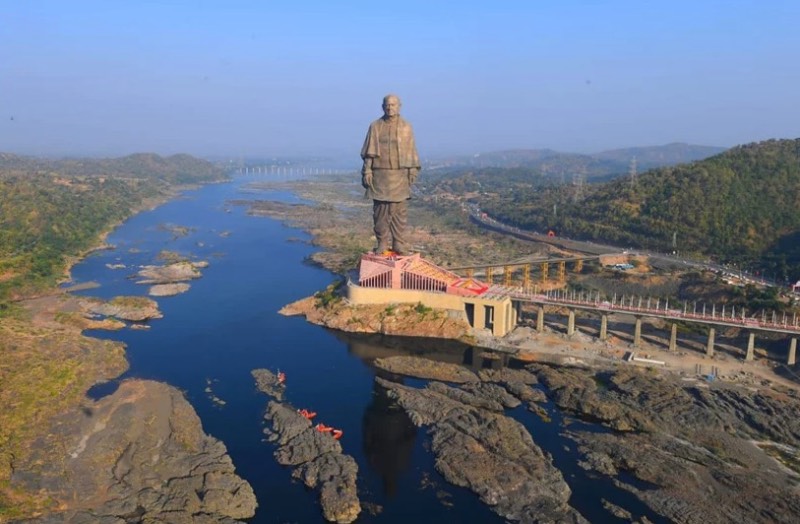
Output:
[2,1,798,159]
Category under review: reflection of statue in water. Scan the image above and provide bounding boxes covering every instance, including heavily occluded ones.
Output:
[361,94,421,255]
[362,379,417,496]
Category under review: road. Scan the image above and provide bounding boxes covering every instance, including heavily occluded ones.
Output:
[466,204,779,288]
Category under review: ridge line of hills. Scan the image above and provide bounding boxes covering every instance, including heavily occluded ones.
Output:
[428,142,727,178]
[466,138,800,281]
[0,152,226,307]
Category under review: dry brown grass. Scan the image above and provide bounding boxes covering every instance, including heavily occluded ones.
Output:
[0,316,127,519]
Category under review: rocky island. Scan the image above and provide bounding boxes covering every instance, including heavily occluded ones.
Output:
[252,369,361,524]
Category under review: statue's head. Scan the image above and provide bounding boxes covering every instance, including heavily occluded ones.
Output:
[382,94,401,118]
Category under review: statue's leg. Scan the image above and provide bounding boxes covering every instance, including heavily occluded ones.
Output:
[390,200,409,254]
[373,200,391,253]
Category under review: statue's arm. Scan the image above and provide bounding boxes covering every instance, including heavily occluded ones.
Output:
[361,157,373,189]
[408,166,419,185]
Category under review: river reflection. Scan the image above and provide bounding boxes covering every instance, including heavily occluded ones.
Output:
[362,379,417,497]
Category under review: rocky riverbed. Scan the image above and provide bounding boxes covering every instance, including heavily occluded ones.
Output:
[136,260,208,285]
[528,363,800,523]
[252,369,361,524]
[372,356,586,523]
[370,352,800,523]
[11,380,257,523]
[81,295,163,322]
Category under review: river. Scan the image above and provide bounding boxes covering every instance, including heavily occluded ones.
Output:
[68,174,664,523]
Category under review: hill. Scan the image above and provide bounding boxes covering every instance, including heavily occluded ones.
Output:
[429,143,726,181]
[476,138,800,280]
[591,143,727,170]
[0,152,225,185]
[0,153,227,307]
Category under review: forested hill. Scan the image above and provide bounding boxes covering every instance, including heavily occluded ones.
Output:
[590,143,727,170]
[479,138,800,279]
[0,153,227,307]
[0,152,226,184]
[429,143,725,180]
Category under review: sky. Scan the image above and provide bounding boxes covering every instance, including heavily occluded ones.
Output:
[1,1,799,160]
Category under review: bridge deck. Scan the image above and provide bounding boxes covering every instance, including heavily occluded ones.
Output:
[500,287,800,336]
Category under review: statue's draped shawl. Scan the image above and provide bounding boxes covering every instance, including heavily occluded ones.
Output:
[361,117,420,169]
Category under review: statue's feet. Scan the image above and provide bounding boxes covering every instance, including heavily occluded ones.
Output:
[374,245,391,255]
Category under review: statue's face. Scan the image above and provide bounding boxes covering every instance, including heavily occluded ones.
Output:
[382,97,400,118]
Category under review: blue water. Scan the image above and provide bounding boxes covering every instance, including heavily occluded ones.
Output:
[70,175,669,523]
[71,176,503,523]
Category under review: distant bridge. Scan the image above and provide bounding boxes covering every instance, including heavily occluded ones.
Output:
[234,165,352,176]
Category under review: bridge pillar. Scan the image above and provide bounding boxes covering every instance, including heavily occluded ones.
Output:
[511,301,520,328]
[567,309,576,336]
[505,301,514,334]
[537,306,545,332]
[599,314,608,341]
[745,332,755,361]
[706,328,715,357]
[633,317,642,347]
[668,323,677,352]
[788,338,797,366]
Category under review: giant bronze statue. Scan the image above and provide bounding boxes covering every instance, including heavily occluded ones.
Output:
[361,94,420,255]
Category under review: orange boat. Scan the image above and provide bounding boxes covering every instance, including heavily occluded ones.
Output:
[332,429,343,440]
[315,423,333,433]
[298,409,317,420]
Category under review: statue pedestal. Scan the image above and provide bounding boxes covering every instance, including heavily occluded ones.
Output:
[357,252,488,295]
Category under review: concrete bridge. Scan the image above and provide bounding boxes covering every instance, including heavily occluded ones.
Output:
[499,286,800,365]
[234,165,350,176]
[351,251,799,365]
[448,255,611,287]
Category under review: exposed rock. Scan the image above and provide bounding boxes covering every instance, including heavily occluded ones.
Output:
[11,380,256,522]
[570,430,800,524]
[293,453,361,524]
[136,260,206,284]
[279,295,471,340]
[427,381,505,411]
[577,450,618,476]
[373,355,480,383]
[56,312,127,331]
[376,376,586,523]
[478,367,539,385]
[148,282,191,296]
[602,499,632,520]
[461,382,523,409]
[251,368,285,401]
[530,364,654,432]
[478,367,547,406]
[533,363,800,523]
[81,296,163,322]
[263,401,311,445]
[254,370,361,523]
[500,381,548,404]
[274,427,343,466]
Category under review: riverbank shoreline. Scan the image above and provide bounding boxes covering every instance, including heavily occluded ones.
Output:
[235,176,800,395]
[0,177,258,522]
